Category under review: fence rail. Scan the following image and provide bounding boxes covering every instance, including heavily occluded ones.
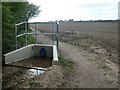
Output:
[15,21,59,51]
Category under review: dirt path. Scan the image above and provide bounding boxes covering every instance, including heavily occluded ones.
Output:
[59,42,117,88]
[31,29,117,88]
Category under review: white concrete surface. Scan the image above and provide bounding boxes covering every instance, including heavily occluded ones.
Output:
[5,44,34,64]
[53,45,58,65]
[4,44,58,65]
[34,44,53,58]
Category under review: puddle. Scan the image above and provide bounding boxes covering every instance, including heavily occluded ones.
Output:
[3,57,52,88]
[9,57,52,68]
[27,68,45,77]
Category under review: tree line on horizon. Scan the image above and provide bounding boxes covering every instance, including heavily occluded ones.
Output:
[58,19,119,23]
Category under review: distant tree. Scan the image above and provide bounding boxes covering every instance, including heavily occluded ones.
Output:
[8,2,40,23]
[25,3,40,21]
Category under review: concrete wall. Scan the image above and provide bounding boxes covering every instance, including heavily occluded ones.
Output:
[52,45,58,65]
[5,44,34,64]
[4,44,58,65]
[34,44,53,58]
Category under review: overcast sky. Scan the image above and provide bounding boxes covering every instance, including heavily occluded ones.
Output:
[28,0,119,22]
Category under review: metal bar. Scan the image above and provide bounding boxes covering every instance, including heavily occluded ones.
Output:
[30,27,34,30]
[16,33,26,38]
[25,22,27,46]
[17,32,58,37]
[54,22,56,45]
[28,22,56,24]
[15,21,25,26]
[52,22,54,45]
[32,33,58,35]
[28,32,57,35]
[56,22,59,51]
[6,64,47,71]
[15,25,17,49]
[35,24,37,44]
[27,33,35,35]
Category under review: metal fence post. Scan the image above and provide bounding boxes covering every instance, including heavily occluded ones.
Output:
[56,22,59,51]
[52,22,54,45]
[35,23,37,44]
[25,21,27,46]
[15,25,17,49]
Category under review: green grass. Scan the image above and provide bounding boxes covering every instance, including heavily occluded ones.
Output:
[17,28,36,48]
[27,35,36,44]
[17,35,36,48]
[94,56,110,70]
[58,53,74,77]
[28,80,39,88]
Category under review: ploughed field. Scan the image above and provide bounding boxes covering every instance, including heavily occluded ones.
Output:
[58,22,118,62]
[31,21,118,58]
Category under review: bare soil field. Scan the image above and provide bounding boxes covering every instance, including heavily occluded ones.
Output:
[31,22,118,53]
[58,22,118,88]
[33,22,118,39]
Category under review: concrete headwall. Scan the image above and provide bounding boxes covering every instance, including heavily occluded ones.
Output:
[34,44,53,58]
[4,44,58,64]
[5,44,34,64]
[52,45,58,65]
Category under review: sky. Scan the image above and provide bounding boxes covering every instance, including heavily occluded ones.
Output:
[28,0,119,22]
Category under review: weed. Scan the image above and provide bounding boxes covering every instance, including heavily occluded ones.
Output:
[27,35,36,44]
[95,56,110,70]
[58,53,74,77]
[28,79,39,88]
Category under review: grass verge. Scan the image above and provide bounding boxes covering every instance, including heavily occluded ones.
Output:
[58,53,74,77]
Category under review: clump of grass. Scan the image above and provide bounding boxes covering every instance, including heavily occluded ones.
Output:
[58,53,74,77]
[27,35,36,44]
[95,56,109,70]
[28,79,40,88]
